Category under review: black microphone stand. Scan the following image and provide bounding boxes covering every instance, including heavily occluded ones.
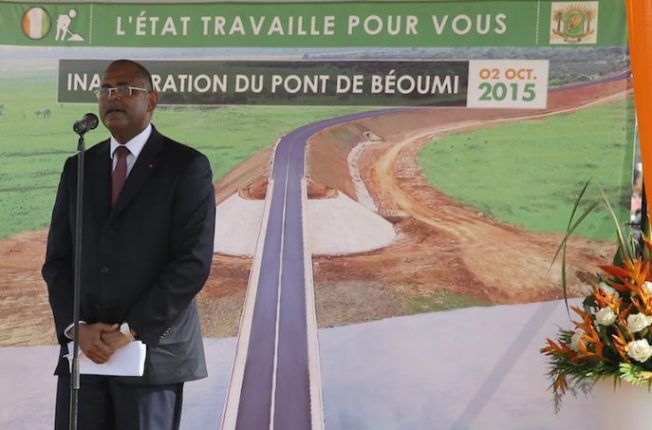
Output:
[69,130,87,430]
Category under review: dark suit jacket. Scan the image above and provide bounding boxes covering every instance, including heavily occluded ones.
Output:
[42,126,215,385]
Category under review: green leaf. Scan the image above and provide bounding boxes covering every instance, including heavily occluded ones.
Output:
[550,179,599,315]
[599,187,632,262]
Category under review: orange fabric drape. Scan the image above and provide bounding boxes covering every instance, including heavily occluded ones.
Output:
[626,0,652,220]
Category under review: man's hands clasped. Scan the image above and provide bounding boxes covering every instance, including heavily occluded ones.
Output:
[77,323,132,364]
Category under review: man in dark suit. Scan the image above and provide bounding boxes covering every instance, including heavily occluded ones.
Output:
[42,59,216,429]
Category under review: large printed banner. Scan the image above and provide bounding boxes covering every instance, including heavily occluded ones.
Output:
[0,1,635,429]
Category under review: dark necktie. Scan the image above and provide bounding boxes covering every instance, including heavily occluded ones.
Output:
[112,145,130,207]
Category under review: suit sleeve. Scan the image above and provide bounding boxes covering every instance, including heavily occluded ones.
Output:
[42,157,76,345]
[126,153,216,347]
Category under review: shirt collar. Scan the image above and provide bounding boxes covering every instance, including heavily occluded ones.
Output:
[110,124,152,160]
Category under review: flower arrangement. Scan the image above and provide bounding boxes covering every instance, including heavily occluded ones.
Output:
[541,183,652,411]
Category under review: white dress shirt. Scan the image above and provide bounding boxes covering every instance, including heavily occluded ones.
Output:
[110,123,152,175]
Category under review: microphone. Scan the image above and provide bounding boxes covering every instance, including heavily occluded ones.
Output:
[73,113,99,135]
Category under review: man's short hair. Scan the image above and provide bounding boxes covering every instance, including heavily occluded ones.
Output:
[107,59,154,90]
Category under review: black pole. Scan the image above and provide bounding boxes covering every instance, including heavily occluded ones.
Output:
[641,183,648,254]
[69,134,86,430]
[642,184,648,235]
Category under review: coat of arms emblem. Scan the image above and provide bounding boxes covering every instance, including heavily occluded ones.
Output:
[550,2,599,44]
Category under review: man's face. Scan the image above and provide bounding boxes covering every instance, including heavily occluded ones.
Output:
[98,62,158,143]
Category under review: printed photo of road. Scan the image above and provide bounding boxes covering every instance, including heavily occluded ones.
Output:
[211,70,631,335]
[0,44,636,429]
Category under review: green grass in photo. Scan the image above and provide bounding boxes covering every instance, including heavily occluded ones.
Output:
[418,98,635,240]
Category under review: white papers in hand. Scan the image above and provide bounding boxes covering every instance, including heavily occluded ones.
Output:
[66,341,146,376]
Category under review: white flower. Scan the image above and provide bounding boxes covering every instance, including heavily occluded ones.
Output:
[628,339,652,363]
[595,307,617,326]
[644,281,652,295]
[570,330,586,353]
[627,313,652,333]
[598,282,620,299]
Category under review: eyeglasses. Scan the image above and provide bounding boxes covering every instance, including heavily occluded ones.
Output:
[93,85,149,99]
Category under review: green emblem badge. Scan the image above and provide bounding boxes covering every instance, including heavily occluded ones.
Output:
[550,2,599,45]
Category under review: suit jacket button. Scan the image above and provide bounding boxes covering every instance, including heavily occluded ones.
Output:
[100,266,109,273]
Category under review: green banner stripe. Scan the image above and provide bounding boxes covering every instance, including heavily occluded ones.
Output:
[0,1,626,47]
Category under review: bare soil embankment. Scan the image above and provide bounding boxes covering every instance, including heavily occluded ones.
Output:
[307,78,627,328]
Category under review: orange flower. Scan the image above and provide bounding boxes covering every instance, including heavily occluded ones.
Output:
[570,307,607,361]
[541,338,574,358]
[552,373,568,396]
[611,326,631,363]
